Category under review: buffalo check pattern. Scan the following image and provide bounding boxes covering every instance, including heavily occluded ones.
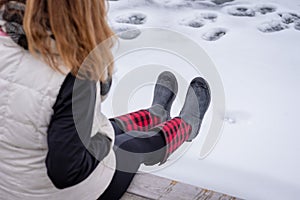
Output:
[153,117,192,164]
[114,110,162,132]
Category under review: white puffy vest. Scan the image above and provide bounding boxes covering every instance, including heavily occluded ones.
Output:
[0,36,116,200]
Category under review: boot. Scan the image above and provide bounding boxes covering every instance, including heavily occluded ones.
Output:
[147,77,211,165]
[179,77,211,142]
[112,71,178,132]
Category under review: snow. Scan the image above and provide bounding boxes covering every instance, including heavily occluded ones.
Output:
[104,0,300,199]
[258,20,289,33]
[111,25,142,40]
[227,6,256,17]
[295,20,300,30]
[115,13,148,25]
[202,27,227,41]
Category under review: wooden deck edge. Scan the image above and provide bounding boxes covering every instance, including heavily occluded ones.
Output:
[121,173,242,200]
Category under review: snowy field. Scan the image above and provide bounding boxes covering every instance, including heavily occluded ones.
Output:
[103,0,300,199]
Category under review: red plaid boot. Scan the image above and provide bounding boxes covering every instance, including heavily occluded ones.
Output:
[145,117,192,165]
[112,105,168,132]
[112,71,178,132]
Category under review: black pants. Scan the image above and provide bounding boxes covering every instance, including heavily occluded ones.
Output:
[98,121,166,200]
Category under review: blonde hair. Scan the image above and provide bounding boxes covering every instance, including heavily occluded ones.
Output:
[22,0,115,81]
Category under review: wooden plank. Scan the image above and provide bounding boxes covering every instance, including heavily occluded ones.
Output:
[122,173,241,200]
[126,173,177,199]
[121,193,151,200]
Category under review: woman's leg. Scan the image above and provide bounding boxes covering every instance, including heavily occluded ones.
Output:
[98,131,166,200]
[110,120,125,136]
[99,116,193,200]
[100,77,211,200]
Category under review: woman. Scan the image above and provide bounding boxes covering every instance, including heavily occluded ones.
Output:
[0,0,211,199]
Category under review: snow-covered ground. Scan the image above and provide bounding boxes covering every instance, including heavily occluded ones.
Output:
[104,0,300,199]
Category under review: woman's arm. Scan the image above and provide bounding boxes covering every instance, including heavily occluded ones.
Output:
[46,73,111,189]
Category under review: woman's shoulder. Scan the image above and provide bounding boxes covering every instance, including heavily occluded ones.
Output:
[0,36,67,100]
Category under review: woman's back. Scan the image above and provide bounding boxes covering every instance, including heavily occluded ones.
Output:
[0,35,116,200]
[0,35,65,198]
[0,0,118,198]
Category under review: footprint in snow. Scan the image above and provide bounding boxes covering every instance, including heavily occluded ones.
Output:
[112,25,141,40]
[278,12,300,24]
[202,28,227,41]
[255,5,277,15]
[115,13,147,25]
[201,13,218,22]
[180,17,206,28]
[227,6,256,17]
[258,20,289,33]
[180,14,206,28]
[211,0,234,5]
[180,13,218,28]
[227,4,276,17]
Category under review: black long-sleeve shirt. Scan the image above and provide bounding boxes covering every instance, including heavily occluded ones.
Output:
[46,73,111,189]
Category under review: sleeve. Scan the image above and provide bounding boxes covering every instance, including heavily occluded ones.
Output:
[46,73,112,190]
[100,75,112,102]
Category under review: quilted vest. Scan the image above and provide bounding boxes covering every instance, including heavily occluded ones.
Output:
[0,35,116,200]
